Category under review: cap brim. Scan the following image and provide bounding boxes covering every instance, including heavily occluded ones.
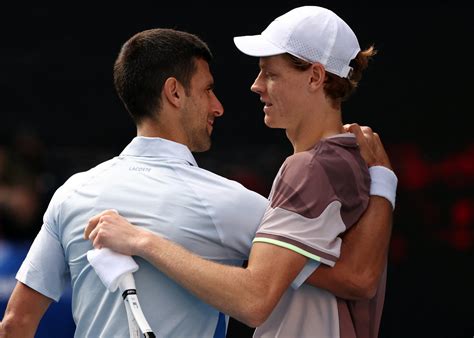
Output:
[233,35,286,57]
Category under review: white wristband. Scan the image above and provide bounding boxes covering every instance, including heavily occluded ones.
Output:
[369,166,398,210]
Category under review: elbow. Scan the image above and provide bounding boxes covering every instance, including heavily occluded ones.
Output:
[237,298,274,328]
[1,316,14,335]
[230,274,281,328]
[1,317,23,337]
[352,284,377,300]
[1,311,39,338]
[240,307,272,328]
[348,273,379,300]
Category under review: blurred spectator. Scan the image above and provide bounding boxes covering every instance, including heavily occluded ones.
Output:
[0,128,46,240]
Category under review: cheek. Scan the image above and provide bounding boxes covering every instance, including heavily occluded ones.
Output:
[276,80,302,106]
[270,86,291,111]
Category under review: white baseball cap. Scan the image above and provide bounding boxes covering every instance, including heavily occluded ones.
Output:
[233,6,360,78]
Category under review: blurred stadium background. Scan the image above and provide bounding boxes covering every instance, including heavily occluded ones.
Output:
[0,2,472,337]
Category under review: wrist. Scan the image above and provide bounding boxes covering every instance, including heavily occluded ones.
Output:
[369,166,397,210]
[133,229,153,257]
[369,161,392,170]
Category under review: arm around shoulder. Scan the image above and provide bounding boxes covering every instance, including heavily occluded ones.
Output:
[306,196,392,300]
[306,124,396,299]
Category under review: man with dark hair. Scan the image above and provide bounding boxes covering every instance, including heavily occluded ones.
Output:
[0,28,268,337]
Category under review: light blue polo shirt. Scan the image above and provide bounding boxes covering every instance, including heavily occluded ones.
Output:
[16,136,269,338]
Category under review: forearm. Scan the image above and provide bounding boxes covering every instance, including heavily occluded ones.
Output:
[1,282,52,338]
[134,232,269,327]
[86,211,301,326]
[306,196,392,299]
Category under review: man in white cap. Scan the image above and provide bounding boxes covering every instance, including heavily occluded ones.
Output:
[85,6,396,338]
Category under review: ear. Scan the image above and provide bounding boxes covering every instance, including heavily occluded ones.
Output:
[163,77,184,108]
[309,63,326,91]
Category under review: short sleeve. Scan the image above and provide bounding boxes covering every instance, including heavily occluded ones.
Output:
[16,187,70,302]
[179,166,269,261]
[209,181,269,259]
[253,154,346,267]
[291,260,321,289]
[16,225,69,302]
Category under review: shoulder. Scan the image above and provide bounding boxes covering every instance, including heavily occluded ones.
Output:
[270,152,333,217]
[187,166,269,213]
[54,159,116,201]
[275,150,330,196]
[314,137,370,191]
[45,158,117,222]
[185,165,264,197]
[270,138,369,215]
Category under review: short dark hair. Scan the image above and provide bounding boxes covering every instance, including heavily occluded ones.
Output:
[113,28,213,124]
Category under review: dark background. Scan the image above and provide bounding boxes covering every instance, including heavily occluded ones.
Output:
[0,2,472,338]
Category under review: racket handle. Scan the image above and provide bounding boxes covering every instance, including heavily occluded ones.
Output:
[123,296,141,338]
[120,274,156,337]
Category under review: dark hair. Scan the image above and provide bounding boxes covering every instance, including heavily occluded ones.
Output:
[285,46,376,108]
[113,28,213,124]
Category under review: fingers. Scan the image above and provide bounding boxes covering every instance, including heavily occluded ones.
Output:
[344,123,374,136]
[343,123,360,134]
[344,123,376,140]
[360,126,373,135]
[371,134,392,169]
[350,124,366,144]
[346,123,392,169]
[86,215,114,249]
[83,209,118,240]
[89,228,101,249]
[344,122,378,166]
[345,124,372,150]
[344,123,374,145]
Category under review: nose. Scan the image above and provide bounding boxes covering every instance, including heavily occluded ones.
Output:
[212,93,224,117]
[250,71,263,95]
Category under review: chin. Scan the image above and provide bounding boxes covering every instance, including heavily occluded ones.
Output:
[264,116,279,129]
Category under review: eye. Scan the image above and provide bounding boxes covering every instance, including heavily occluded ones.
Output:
[265,72,276,79]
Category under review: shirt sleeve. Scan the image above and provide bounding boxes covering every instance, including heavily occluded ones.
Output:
[253,155,346,267]
[16,224,69,302]
[16,187,70,302]
[210,180,269,259]
[291,260,321,289]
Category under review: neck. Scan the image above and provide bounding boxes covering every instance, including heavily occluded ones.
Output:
[287,105,343,153]
[137,117,188,146]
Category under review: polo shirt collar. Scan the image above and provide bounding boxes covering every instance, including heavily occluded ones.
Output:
[323,133,358,148]
[120,136,199,167]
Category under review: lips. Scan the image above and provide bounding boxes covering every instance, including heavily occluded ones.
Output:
[260,97,272,110]
[207,119,214,134]
[263,102,273,114]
